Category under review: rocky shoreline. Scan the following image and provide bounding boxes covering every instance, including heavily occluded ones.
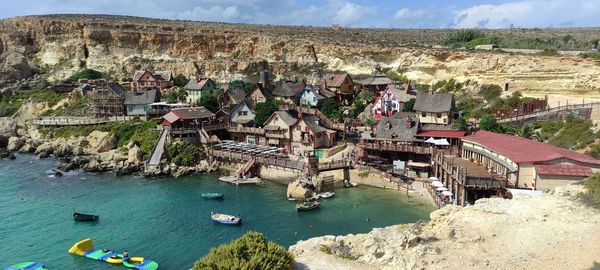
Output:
[0,117,219,178]
[289,185,600,270]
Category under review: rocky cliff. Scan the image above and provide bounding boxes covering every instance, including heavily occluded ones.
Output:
[2,15,600,95]
[290,185,600,270]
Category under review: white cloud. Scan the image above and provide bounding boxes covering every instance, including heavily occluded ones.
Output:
[452,0,600,28]
[333,2,376,26]
[176,5,239,21]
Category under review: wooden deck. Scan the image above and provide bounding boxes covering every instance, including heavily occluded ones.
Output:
[359,142,433,154]
[33,116,136,126]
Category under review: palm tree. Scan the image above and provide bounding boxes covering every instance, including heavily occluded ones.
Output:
[453,116,469,131]
[516,125,537,139]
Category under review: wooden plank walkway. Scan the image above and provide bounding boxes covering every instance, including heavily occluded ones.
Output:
[497,102,600,123]
[32,116,136,126]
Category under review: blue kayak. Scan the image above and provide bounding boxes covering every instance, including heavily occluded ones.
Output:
[4,262,47,270]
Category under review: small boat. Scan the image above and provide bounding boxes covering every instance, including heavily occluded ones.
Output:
[68,238,158,270]
[73,212,99,222]
[4,262,47,270]
[201,192,224,199]
[211,212,242,225]
[219,175,238,183]
[296,201,320,212]
[319,192,335,199]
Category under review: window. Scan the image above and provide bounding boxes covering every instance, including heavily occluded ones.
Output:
[436,113,442,118]
[421,112,426,117]
[238,111,248,117]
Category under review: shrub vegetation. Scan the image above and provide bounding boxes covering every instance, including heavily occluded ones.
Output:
[192,231,294,270]
[67,69,104,82]
[166,140,200,166]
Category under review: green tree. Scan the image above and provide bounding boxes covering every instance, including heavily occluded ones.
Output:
[403,98,416,112]
[385,70,408,83]
[229,80,256,94]
[193,231,294,270]
[320,98,341,121]
[364,115,379,131]
[479,114,499,131]
[586,144,600,159]
[478,84,503,102]
[516,124,536,139]
[584,173,600,206]
[167,141,200,166]
[254,99,283,126]
[453,116,469,131]
[68,69,104,82]
[196,91,220,112]
[173,74,189,87]
[164,89,187,103]
[352,91,375,118]
[444,29,485,46]
[506,91,523,108]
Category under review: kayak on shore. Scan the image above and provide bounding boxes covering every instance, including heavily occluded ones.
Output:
[68,238,159,270]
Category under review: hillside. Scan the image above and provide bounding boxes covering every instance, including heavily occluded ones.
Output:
[290,185,600,270]
[2,15,600,95]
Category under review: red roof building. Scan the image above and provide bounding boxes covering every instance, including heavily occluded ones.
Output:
[461,131,600,191]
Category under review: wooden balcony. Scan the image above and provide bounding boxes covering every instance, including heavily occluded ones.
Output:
[359,142,433,154]
[227,126,265,135]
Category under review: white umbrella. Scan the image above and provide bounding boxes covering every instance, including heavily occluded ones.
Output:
[431,181,444,187]
[428,176,439,181]
[436,187,448,191]
[442,191,453,196]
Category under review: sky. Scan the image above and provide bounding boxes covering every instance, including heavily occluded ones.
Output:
[0,0,599,29]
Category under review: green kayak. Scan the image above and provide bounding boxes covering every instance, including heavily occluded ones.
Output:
[201,192,224,199]
[4,262,47,270]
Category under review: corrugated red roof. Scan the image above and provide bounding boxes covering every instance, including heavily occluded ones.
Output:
[464,131,600,165]
[416,130,465,138]
[534,164,593,177]
[162,107,215,124]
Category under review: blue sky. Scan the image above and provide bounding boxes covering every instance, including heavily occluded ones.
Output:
[1,0,598,28]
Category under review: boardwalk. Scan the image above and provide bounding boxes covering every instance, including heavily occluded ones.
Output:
[33,116,136,126]
[208,141,352,173]
[147,129,168,166]
[497,102,600,124]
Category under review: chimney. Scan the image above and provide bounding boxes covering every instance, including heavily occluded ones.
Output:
[404,117,412,128]
[321,79,327,91]
[504,83,509,92]
[260,70,270,89]
[405,80,412,94]
[428,85,433,95]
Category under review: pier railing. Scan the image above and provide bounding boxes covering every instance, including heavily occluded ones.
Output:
[33,116,136,126]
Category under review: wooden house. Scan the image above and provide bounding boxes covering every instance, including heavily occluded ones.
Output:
[184,76,215,104]
[262,110,298,150]
[290,115,336,156]
[229,98,256,126]
[160,107,215,144]
[91,82,126,117]
[356,68,393,93]
[124,89,161,116]
[298,85,326,107]
[248,83,274,104]
[272,79,304,104]
[219,86,247,109]
[324,73,355,104]
[130,70,173,93]
[413,91,454,125]
[371,84,414,119]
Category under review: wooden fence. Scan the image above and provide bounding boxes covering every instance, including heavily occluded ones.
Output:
[33,116,136,126]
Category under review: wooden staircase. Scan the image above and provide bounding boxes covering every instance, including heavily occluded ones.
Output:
[237,157,257,176]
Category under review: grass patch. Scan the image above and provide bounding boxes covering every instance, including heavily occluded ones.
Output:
[319,245,332,255]
[41,119,159,158]
[358,171,370,177]
[338,252,357,260]
[0,89,68,117]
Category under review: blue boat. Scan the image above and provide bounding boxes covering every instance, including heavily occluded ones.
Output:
[201,192,224,199]
[210,212,241,225]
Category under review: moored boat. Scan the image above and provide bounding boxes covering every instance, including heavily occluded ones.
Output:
[201,192,224,199]
[73,212,99,222]
[4,262,47,270]
[319,192,335,199]
[210,212,242,225]
[296,201,320,212]
[68,238,158,270]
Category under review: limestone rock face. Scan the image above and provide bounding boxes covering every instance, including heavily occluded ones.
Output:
[2,15,600,95]
[52,140,73,157]
[7,136,23,152]
[34,142,53,158]
[87,131,117,153]
[127,144,142,165]
[0,118,17,147]
[286,180,314,199]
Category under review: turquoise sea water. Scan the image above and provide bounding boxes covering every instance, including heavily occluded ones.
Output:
[0,155,434,269]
